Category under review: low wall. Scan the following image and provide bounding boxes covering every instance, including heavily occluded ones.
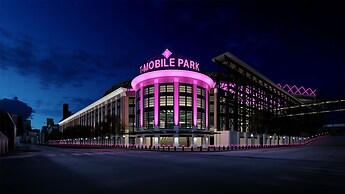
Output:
[215,131,314,147]
[0,132,9,155]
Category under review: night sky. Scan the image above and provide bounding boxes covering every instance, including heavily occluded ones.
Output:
[1,0,344,129]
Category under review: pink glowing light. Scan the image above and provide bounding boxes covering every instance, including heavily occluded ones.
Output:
[154,82,159,126]
[174,80,179,126]
[193,83,197,126]
[277,84,316,96]
[162,49,172,59]
[131,70,215,90]
[206,85,209,128]
[140,88,144,127]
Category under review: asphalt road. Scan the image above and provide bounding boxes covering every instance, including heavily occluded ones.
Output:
[1,135,344,194]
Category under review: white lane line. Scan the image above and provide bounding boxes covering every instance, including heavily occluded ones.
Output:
[72,153,82,156]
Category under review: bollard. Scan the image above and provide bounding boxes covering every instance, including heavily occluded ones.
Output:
[174,146,176,152]
[223,146,225,151]
[158,146,160,151]
[227,146,230,150]
[162,146,165,151]
[145,145,147,149]
[182,146,184,152]
[168,146,170,151]
[207,146,210,151]
[191,146,193,152]
[200,146,202,152]
[153,146,155,150]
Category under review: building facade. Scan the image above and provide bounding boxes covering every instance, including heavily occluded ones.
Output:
[59,49,307,147]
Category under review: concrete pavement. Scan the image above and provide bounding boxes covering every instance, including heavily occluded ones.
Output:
[1,135,344,194]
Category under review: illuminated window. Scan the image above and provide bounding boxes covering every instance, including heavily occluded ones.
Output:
[167,96,173,106]
[186,96,192,107]
[197,112,205,130]
[179,84,192,93]
[159,84,174,107]
[167,85,174,92]
[159,109,174,129]
[145,86,154,95]
[180,96,192,107]
[144,111,154,129]
[160,96,166,106]
[197,98,202,108]
[179,110,192,129]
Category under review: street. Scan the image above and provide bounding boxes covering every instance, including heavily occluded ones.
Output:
[1,135,344,194]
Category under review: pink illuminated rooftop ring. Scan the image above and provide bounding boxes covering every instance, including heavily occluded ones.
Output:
[162,49,172,59]
[131,70,215,90]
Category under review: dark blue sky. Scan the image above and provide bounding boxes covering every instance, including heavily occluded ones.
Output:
[1,0,344,128]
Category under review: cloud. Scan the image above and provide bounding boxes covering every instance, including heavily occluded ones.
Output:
[0,28,129,89]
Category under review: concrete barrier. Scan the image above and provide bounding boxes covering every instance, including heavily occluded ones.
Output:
[0,132,9,155]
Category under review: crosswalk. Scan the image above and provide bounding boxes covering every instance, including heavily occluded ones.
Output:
[45,152,118,157]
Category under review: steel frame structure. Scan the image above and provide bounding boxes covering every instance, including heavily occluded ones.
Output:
[212,52,302,135]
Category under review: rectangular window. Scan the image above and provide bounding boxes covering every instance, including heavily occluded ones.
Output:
[167,85,174,92]
[179,96,185,106]
[149,87,154,94]
[129,97,135,104]
[167,96,173,106]
[145,86,154,95]
[179,110,192,129]
[166,110,174,128]
[179,85,185,93]
[160,109,174,129]
[160,96,166,106]
[210,104,214,113]
[197,88,202,95]
[197,112,202,129]
[145,98,149,108]
[186,96,192,107]
[129,107,134,115]
[160,85,165,92]
[186,86,192,93]
[197,98,202,108]
[149,97,154,107]
[159,110,166,128]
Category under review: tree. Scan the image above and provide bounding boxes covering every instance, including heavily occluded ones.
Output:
[105,115,125,144]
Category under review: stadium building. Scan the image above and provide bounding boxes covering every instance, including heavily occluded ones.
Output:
[59,49,312,147]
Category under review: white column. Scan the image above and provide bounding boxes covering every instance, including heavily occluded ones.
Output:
[244,132,248,145]
[173,135,179,147]
[154,135,160,147]
[202,135,208,148]
[192,135,197,148]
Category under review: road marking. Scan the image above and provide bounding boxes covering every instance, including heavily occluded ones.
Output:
[72,153,82,156]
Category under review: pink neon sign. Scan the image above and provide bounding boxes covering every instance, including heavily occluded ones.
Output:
[277,84,316,96]
[162,49,172,59]
[139,49,200,74]
[132,70,215,90]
